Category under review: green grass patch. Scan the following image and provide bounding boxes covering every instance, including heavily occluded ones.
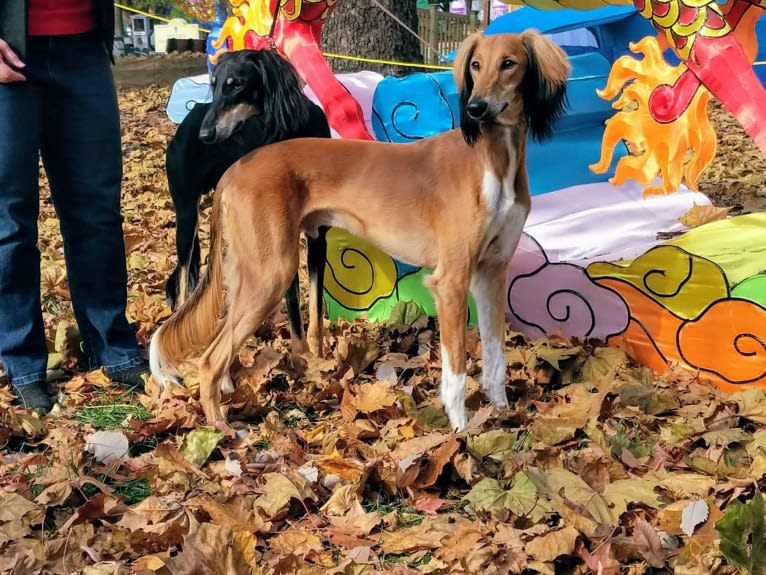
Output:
[76,402,152,430]
[114,478,151,505]
[364,494,426,527]
[383,552,433,568]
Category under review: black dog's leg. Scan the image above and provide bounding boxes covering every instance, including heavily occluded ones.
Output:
[284,273,307,354]
[306,225,328,356]
[166,192,201,310]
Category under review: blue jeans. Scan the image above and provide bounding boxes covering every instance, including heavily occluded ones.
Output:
[0,31,143,387]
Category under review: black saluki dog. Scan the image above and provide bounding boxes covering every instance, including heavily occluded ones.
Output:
[165,48,331,354]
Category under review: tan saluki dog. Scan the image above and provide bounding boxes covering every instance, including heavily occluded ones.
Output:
[149,31,570,432]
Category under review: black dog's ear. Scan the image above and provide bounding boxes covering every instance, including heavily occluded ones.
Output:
[454,31,482,147]
[521,31,571,143]
[247,49,312,138]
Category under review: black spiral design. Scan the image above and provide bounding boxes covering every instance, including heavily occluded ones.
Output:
[372,73,456,143]
[328,246,375,296]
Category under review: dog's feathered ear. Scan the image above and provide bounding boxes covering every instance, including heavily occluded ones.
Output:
[520,30,570,143]
[454,31,482,147]
[247,49,312,137]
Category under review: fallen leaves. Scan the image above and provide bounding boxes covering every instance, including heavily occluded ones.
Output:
[0,87,763,575]
[678,203,732,228]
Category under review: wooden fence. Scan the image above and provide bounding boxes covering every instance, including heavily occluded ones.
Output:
[417,6,478,65]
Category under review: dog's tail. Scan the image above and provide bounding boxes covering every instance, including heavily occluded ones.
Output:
[149,191,227,387]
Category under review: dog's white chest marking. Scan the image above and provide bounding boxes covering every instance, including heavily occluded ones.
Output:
[479,155,525,263]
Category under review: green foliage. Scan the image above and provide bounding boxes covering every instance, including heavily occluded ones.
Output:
[716,491,766,575]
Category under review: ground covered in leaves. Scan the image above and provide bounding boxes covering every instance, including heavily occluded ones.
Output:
[1,88,765,575]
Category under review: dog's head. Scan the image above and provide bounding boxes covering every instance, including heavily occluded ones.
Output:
[454,30,570,146]
[199,48,311,144]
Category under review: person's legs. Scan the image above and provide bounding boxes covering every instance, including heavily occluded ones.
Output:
[0,43,52,412]
[40,32,146,389]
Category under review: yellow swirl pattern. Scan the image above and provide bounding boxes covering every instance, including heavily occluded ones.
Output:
[587,245,728,320]
[324,228,398,311]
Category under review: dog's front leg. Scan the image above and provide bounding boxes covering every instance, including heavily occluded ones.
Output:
[471,261,510,408]
[426,269,470,432]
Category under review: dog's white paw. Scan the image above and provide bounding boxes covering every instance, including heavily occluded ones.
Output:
[440,366,468,433]
[483,382,509,409]
[447,409,468,433]
[220,373,235,394]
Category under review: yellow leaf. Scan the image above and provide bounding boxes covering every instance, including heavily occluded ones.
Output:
[352,381,397,414]
[254,472,318,519]
[526,526,579,563]
[320,484,358,516]
[131,555,169,572]
[527,468,613,526]
[269,529,324,556]
[180,427,223,468]
[730,388,766,425]
[314,449,366,483]
[0,492,41,522]
[604,479,664,523]
[678,203,731,229]
[327,500,383,537]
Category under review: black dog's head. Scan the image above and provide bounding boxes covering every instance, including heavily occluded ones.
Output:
[199,48,312,144]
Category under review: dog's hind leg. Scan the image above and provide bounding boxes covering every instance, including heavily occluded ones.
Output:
[425,264,471,432]
[198,248,299,426]
[285,273,308,355]
[306,225,328,356]
[470,260,510,409]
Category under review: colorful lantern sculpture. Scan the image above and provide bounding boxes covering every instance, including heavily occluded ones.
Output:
[211,0,372,141]
[499,0,766,196]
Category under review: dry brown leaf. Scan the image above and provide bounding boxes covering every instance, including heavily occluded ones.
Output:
[576,539,621,575]
[315,449,367,483]
[526,525,579,563]
[269,529,324,557]
[327,500,383,537]
[632,519,665,568]
[415,435,460,488]
[435,523,490,564]
[678,203,731,228]
[411,492,449,515]
[254,471,318,519]
[352,381,397,414]
[321,484,358,516]
[378,515,462,554]
[0,492,41,523]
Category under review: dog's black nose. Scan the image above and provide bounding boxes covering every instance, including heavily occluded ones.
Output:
[466,99,489,120]
[199,126,216,143]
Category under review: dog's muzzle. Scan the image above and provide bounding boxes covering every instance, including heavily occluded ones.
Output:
[199,125,216,144]
[466,99,490,120]
[466,98,508,122]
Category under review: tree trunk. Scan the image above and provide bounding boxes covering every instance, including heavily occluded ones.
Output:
[322,0,423,77]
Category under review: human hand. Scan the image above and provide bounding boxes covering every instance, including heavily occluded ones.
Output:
[0,38,26,83]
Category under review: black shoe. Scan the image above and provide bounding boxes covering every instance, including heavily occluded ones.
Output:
[107,360,149,392]
[11,381,53,415]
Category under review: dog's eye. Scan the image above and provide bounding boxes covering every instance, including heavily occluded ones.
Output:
[501,59,516,70]
[470,60,480,71]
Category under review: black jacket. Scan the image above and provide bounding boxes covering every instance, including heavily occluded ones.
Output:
[0,0,115,61]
